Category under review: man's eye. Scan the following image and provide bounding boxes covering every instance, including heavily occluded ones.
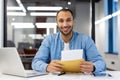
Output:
[66,19,71,22]
[59,19,64,23]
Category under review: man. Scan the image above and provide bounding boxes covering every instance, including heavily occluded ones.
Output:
[32,8,106,73]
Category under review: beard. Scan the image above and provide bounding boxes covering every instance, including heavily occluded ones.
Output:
[58,27,73,36]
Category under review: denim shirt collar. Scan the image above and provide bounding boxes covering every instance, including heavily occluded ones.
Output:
[59,31,75,49]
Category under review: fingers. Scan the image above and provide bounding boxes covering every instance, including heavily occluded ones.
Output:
[80,61,94,73]
[51,60,63,68]
[80,67,92,73]
[46,60,63,72]
[50,61,63,72]
[49,65,63,72]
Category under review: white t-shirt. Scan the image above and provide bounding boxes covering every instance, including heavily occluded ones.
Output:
[63,42,70,50]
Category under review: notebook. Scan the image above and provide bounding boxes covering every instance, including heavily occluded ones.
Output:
[0,47,47,77]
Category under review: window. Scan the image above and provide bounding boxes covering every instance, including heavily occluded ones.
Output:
[104,0,118,54]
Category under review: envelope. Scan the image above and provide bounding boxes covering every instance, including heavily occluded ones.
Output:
[59,59,85,73]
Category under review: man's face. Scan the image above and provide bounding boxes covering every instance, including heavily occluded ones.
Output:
[56,11,74,36]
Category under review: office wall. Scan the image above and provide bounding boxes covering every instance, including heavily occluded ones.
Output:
[95,0,105,57]
[74,2,90,36]
[0,0,4,47]
[95,0,120,70]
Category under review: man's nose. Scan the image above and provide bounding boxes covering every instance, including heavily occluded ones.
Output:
[63,21,68,26]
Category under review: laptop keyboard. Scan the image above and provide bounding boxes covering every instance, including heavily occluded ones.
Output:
[26,72,38,76]
[25,70,47,76]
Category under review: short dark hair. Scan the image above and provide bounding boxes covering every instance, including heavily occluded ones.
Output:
[56,8,74,19]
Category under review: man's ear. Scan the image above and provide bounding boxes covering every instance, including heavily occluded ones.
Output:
[56,25,59,32]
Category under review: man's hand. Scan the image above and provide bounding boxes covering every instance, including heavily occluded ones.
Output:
[46,60,63,72]
[80,61,95,73]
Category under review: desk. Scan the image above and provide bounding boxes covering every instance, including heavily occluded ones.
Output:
[0,71,120,80]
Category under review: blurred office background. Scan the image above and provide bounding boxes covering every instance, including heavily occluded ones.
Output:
[0,0,120,70]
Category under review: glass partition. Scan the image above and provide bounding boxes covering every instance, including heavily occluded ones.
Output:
[6,0,91,69]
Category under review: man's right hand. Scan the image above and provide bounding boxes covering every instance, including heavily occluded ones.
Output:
[46,60,63,72]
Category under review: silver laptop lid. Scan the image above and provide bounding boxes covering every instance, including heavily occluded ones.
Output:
[0,47,27,77]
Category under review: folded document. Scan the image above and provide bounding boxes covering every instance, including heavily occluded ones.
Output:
[61,49,83,61]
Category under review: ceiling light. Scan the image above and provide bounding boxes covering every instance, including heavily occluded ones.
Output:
[36,23,57,28]
[95,15,112,25]
[19,3,26,12]
[7,7,22,10]
[12,18,15,21]
[7,12,26,16]
[16,0,21,4]
[112,10,120,17]
[28,34,44,39]
[65,7,68,9]
[95,10,120,25]
[27,6,62,11]
[16,0,26,12]
[30,12,57,16]
[11,23,34,28]
[68,2,71,5]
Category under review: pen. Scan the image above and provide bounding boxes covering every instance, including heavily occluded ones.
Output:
[58,72,66,76]
[106,73,112,77]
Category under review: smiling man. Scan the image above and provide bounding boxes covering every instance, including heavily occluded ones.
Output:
[32,8,106,73]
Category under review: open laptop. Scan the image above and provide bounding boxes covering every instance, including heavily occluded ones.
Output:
[0,47,47,77]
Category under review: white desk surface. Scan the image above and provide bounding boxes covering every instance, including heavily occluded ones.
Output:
[0,71,120,80]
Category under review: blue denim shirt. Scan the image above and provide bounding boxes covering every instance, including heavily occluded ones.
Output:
[32,32,106,73]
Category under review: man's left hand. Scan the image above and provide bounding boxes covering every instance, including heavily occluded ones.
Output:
[79,61,95,73]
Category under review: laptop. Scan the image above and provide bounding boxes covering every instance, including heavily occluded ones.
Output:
[0,47,47,77]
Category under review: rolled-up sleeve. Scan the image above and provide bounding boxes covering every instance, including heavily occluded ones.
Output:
[84,36,106,73]
[32,36,51,72]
